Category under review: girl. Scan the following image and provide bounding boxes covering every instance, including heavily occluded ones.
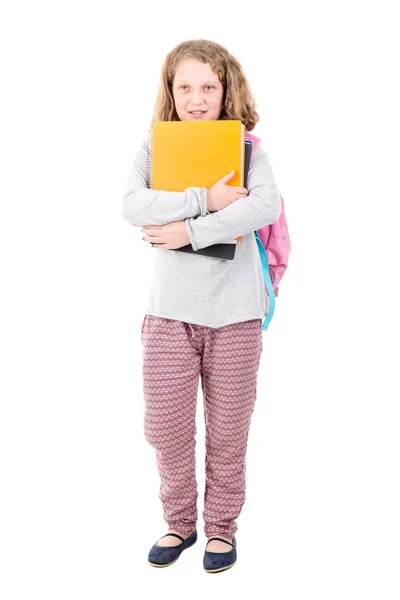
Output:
[122,39,281,573]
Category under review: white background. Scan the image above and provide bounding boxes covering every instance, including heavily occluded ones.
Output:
[1,0,399,598]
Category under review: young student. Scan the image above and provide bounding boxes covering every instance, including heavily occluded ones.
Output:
[122,39,281,573]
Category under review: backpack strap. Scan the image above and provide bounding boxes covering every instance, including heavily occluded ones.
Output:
[255,231,276,331]
[245,131,261,160]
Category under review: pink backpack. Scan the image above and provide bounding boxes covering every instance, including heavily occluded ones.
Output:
[245,132,291,331]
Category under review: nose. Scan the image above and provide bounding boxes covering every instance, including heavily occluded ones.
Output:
[190,89,205,104]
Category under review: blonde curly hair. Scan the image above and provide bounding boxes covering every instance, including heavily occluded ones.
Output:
[152,39,259,131]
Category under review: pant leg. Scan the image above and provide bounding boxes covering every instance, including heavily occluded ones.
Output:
[141,315,201,536]
[200,318,263,538]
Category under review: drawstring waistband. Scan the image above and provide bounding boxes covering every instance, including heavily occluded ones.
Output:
[188,323,195,337]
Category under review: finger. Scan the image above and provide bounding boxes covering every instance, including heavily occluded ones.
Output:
[143,226,163,233]
[218,170,235,183]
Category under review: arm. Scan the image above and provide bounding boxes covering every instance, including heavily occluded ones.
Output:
[184,144,281,251]
[122,126,208,227]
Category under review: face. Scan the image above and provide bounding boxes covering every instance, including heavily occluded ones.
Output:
[172,58,224,121]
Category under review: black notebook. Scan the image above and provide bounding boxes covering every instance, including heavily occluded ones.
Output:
[173,140,253,260]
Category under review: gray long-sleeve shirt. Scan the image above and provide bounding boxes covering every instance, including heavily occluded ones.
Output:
[122,125,281,328]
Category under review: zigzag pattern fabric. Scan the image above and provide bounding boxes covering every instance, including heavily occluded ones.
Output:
[141,314,263,538]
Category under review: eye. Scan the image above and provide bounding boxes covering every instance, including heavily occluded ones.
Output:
[179,85,215,91]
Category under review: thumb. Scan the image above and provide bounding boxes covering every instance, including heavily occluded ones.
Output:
[218,170,235,184]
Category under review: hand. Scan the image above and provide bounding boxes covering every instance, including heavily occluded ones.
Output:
[207,170,248,212]
[142,220,190,250]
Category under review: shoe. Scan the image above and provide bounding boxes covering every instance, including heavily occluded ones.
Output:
[147,529,197,568]
[203,535,237,573]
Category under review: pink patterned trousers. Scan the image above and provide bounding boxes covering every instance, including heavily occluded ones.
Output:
[141,315,263,538]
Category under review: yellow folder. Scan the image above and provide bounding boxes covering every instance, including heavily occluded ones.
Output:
[150,120,246,244]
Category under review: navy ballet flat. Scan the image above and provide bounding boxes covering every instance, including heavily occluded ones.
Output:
[147,529,197,567]
[203,535,237,573]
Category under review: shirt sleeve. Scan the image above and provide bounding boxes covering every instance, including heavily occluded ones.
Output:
[122,126,208,227]
[184,143,281,251]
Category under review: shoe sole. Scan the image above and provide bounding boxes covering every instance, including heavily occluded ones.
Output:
[204,560,236,573]
[148,556,180,568]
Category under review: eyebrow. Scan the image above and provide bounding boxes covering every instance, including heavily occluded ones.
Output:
[176,80,219,84]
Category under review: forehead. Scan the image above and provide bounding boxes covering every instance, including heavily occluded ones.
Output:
[173,59,220,83]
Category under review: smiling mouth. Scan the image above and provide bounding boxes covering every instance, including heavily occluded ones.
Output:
[189,110,207,114]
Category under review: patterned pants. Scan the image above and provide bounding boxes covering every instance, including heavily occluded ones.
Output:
[141,315,263,538]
